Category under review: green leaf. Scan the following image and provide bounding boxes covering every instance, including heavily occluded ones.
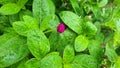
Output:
[0,0,17,5]
[70,0,83,16]
[9,14,20,25]
[19,10,33,21]
[72,54,99,68]
[75,35,89,52]
[113,57,120,68]
[27,29,50,59]
[0,3,21,15]
[0,16,9,24]
[49,31,60,51]
[94,21,101,34]
[91,6,102,20]
[105,9,120,31]
[40,52,62,68]
[113,7,120,18]
[85,21,97,36]
[98,0,108,7]
[88,40,104,63]
[113,32,120,46]
[33,0,55,23]
[0,33,29,67]
[83,4,92,14]
[59,11,83,34]
[7,57,28,68]
[95,26,104,44]
[49,29,77,53]
[114,0,120,6]
[64,64,72,68]
[106,18,120,32]
[40,14,60,31]
[13,15,39,36]
[47,52,59,56]
[105,42,118,62]
[106,17,120,46]
[25,58,40,68]
[63,45,75,63]
[17,57,28,68]
[115,19,120,32]
[17,0,28,8]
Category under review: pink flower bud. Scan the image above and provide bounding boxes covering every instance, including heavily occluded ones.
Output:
[57,23,66,33]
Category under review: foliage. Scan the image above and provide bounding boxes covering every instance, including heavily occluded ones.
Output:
[0,0,120,68]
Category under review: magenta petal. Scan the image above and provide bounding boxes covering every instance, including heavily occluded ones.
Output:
[57,23,66,33]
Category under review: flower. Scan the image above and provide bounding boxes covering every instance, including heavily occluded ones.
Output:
[57,23,66,33]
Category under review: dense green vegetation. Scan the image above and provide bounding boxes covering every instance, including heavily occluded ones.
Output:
[0,0,120,68]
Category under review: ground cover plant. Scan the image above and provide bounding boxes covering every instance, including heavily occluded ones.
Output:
[0,0,120,68]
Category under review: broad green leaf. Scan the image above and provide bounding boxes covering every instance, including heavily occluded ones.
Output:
[72,54,99,68]
[0,16,11,32]
[105,7,120,46]
[75,35,89,52]
[59,11,83,34]
[95,33,104,46]
[0,15,10,31]
[0,3,21,15]
[113,57,120,68]
[17,57,28,68]
[25,58,40,68]
[0,24,4,33]
[91,6,102,21]
[3,27,15,33]
[40,14,60,31]
[106,18,120,45]
[105,19,115,30]
[49,31,61,51]
[114,0,120,6]
[19,10,32,21]
[60,29,77,45]
[105,8,120,31]
[17,0,28,8]
[98,0,108,7]
[47,52,59,56]
[83,4,91,14]
[71,64,82,68]
[0,16,9,24]
[9,14,20,25]
[94,21,101,34]
[49,29,76,53]
[104,31,114,43]
[57,30,74,54]
[88,40,104,63]
[40,52,62,68]
[105,42,118,62]
[70,0,83,16]
[63,45,75,63]
[64,64,72,68]
[27,29,50,59]
[101,7,113,22]
[13,15,39,36]
[0,0,17,5]
[33,0,55,23]
[95,22,104,44]
[85,21,97,36]
[0,33,29,67]
[105,18,120,32]
[7,57,28,68]
[114,18,120,32]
